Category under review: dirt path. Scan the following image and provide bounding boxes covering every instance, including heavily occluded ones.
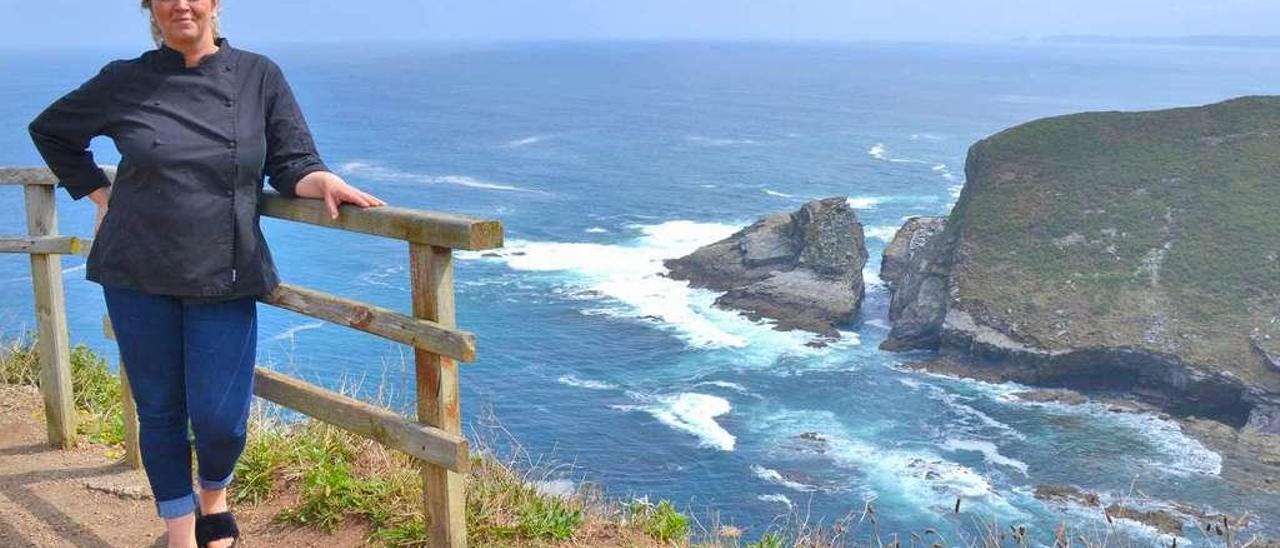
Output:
[0,385,372,547]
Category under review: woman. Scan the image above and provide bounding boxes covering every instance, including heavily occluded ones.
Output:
[27,1,385,546]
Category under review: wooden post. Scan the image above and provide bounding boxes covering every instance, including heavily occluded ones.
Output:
[409,243,466,547]
[103,315,142,469]
[118,363,142,468]
[25,184,77,448]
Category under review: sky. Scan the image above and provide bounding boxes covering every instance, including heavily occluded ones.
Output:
[0,0,1277,48]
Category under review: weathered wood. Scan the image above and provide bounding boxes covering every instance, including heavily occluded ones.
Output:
[0,166,116,186]
[25,185,77,449]
[102,315,142,469]
[259,283,476,363]
[410,243,466,547]
[259,192,503,250]
[2,167,504,249]
[252,367,469,473]
[0,167,57,186]
[0,236,90,256]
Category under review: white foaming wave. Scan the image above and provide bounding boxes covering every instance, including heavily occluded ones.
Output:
[940,437,1030,476]
[949,184,964,199]
[585,227,609,233]
[1053,491,1193,547]
[1004,393,1222,477]
[1127,416,1222,476]
[932,163,958,181]
[339,161,539,193]
[694,380,752,394]
[751,465,817,492]
[985,380,1223,477]
[763,188,793,198]
[61,264,86,274]
[615,392,735,451]
[355,263,405,290]
[896,376,923,389]
[922,384,1026,441]
[864,319,892,330]
[756,409,1026,519]
[505,135,547,147]
[757,493,794,508]
[846,197,881,209]
[865,225,900,242]
[557,374,618,391]
[460,220,857,353]
[868,143,931,165]
[270,321,325,342]
[863,267,884,289]
[686,135,761,147]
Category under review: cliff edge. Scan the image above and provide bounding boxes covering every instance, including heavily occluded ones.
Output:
[882,96,1280,432]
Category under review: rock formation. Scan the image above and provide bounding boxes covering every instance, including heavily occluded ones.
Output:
[663,197,868,337]
[880,216,946,291]
[879,96,1280,434]
[880,216,952,349]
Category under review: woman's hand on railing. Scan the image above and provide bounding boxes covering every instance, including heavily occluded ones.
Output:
[294,171,387,220]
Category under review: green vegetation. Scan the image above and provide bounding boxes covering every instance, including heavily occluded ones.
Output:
[5,335,1269,546]
[950,96,1280,387]
[1,337,125,447]
[629,499,691,543]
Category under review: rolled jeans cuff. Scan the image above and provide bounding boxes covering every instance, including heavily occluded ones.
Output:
[156,492,198,519]
[199,470,234,490]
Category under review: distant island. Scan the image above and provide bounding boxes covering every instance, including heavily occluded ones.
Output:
[1039,34,1280,49]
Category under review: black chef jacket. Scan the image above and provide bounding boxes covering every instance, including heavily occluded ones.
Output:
[28,37,328,302]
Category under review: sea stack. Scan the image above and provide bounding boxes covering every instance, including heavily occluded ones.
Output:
[663,197,868,338]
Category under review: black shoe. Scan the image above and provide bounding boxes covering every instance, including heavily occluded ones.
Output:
[195,509,241,548]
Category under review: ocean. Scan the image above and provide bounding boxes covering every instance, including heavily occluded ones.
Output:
[2,40,1278,544]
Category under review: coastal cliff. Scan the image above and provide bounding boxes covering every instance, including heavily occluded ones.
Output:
[881,96,1280,433]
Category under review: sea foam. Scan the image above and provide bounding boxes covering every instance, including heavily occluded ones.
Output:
[458,219,857,352]
[939,437,1030,476]
[338,161,541,193]
[615,392,736,451]
[557,375,618,390]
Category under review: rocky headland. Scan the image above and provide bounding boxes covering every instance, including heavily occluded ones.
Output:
[662,196,868,339]
[879,96,1280,436]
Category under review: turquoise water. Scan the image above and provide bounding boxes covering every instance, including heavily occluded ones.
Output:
[2,41,1278,544]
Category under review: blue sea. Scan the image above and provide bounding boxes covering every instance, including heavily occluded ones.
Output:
[3,41,1279,545]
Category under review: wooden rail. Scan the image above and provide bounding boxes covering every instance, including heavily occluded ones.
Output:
[2,166,503,547]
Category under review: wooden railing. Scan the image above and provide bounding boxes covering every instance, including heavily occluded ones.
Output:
[0,166,503,547]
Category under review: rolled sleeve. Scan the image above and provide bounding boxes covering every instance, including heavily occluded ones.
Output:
[263,60,328,197]
[28,61,121,201]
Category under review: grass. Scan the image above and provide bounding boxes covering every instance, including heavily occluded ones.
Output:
[1,333,1272,547]
[947,96,1280,389]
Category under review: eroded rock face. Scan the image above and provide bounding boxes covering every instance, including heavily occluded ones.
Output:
[879,97,1280,434]
[662,197,868,337]
[880,216,946,291]
[880,220,955,350]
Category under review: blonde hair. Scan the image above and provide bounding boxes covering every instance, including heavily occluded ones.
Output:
[140,0,221,47]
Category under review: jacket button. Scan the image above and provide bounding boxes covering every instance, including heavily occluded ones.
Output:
[225,189,233,196]
[225,100,233,107]
[226,140,234,149]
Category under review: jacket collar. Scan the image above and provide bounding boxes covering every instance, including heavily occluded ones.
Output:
[153,36,232,73]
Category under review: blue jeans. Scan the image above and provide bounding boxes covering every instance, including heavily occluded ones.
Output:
[103,286,258,519]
